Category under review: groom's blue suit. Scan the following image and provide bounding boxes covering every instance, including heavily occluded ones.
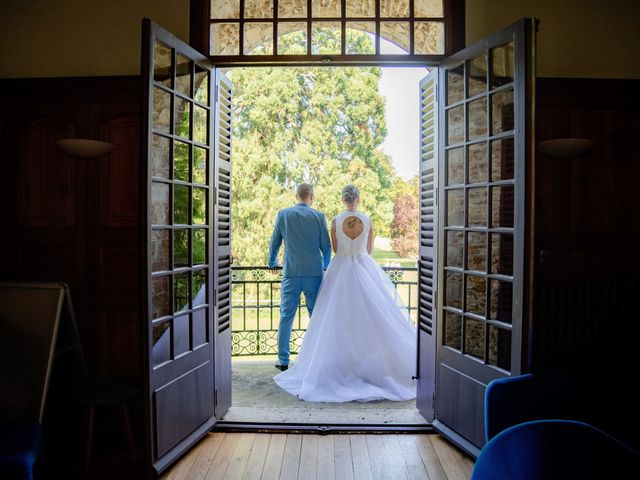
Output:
[268,202,331,366]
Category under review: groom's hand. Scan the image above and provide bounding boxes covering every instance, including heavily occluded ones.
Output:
[269,266,280,275]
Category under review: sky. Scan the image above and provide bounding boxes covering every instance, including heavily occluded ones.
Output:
[378,40,430,180]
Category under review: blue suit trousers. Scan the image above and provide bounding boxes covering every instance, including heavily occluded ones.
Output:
[278,276,322,366]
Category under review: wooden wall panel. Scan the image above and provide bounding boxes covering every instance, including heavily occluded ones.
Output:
[20,119,76,226]
[100,116,139,227]
[533,77,640,450]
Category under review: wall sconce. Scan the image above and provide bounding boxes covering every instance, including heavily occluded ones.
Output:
[56,139,115,158]
[536,138,595,158]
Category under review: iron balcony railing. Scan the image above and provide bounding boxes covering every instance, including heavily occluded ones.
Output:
[231,265,418,356]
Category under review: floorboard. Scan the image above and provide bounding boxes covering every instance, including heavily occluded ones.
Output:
[160,433,473,480]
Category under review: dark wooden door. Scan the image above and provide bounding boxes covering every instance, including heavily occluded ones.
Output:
[141,19,220,474]
[433,19,535,455]
[416,69,438,422]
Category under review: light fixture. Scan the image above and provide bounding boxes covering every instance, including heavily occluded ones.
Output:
[56,139,115,158]
[536,138,595,158]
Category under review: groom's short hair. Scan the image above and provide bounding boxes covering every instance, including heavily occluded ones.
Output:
[296,183,313,200]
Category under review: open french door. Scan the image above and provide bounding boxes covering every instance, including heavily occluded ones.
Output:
[417,18,535,455]
[141,19,233,475]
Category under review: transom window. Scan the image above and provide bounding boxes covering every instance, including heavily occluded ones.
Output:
[200,0,462,63]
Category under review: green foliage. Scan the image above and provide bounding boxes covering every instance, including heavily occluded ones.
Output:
[230,30,402,265]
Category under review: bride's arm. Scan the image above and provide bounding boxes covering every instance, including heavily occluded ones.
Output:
[331,219,338,253]
[367,220,374,255]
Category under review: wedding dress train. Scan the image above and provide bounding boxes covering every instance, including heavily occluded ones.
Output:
[274,210,417,402]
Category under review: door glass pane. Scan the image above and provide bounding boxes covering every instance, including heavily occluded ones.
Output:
[151,183,170,225]
[194,65,209,104]
[491,185,514,228]
[279,22,308,55]
[447,106,464,145]
[313,0,341,17]
[446,147,464,185]
[491,233,514,276]
[465,274,486,316]
[152,321,171,366]
[175,53,192,98]
[174,229,189,268]
[174,273,190,312]
[173,314,191,357]
[492,41,514,88]
[491,137,514,181]
[447,65,464,105]
[154,42,172,87]
[193,147,208,184]
[346,0,374,18]
[464,318,485,360]
[192,307,208,348]
[210,23,240,56]
[193,188,207,225]
[467,53,487,97]
[468,142,488,184]
[491,88,514,134]
[244,22,273,55]
[152,275,172,319]
[175,98,191,139]
[345,22,375,54]
[312,22,342,54]
[194,106,208,144]
[468,187,487,227]
[446,189,464,226]
[489,279,512,323]
[174,185,190,225]
[414,22,444,55]
[193,269,207,306]
[444,311,462,350]
[174,141,190,182]
[488,325,511,371]
[468,97,487,140]
[151,229,170,272]
[151,135,171,178]
[467,232,486,272]
[210,0,239,19]
[193,229,207,265]
[380,22,410,54]
[153,88,171,133]
[279,0,306,18]
[445,230,463,268]
[416,0,444,17]
[244,0,273,18]
[381,0,409,17]
[445,271,463,309]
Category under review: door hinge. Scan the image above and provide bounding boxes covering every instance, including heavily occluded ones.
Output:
[432,391,437,415]
[214,389,218,407]
[213,289,217,307]
[213,186,218,205]
[435,186,438,206]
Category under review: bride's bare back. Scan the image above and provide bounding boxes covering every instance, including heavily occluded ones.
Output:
[342,216,364,239]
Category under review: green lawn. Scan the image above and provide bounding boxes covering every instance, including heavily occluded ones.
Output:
[372,248,417,268]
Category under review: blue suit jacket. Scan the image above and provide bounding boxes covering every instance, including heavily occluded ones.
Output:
[268,203,331,277]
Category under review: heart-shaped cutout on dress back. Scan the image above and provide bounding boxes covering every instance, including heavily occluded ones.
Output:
[342,216,364,240]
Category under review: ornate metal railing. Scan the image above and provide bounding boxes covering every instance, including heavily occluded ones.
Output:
[231,265,418,356]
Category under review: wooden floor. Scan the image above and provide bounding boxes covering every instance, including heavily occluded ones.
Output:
[161,432,474,480]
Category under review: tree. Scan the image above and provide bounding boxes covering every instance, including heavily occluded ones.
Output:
[230,28,397,265]
[390,189,419,259]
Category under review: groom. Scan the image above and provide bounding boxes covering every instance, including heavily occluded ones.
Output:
[268,183,331,371]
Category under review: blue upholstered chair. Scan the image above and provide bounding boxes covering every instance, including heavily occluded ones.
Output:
[0,420,41,480]
[471,419,640,480]
[484,370,580,442]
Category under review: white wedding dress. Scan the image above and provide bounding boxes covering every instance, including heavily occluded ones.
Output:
[273,210,417,402]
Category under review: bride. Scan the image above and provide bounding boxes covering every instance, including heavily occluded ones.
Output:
[273,185,417,402]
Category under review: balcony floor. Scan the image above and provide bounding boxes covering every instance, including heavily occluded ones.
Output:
[224,358,428,425]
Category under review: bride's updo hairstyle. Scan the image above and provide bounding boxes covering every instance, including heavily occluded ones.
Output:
[342,184,359,204]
